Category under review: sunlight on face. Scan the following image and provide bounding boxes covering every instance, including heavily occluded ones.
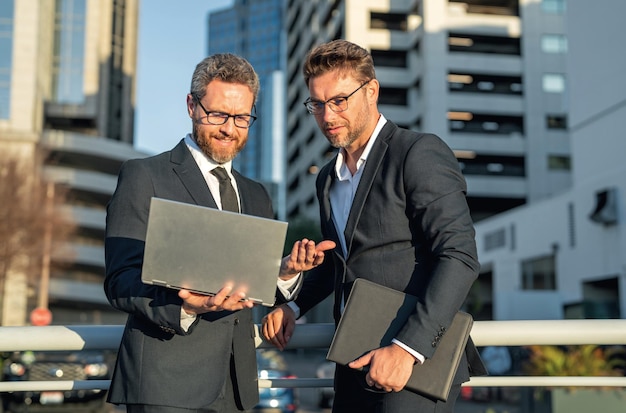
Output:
[189,80,255,163]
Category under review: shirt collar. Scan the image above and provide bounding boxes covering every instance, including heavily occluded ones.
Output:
[334,114,387,181]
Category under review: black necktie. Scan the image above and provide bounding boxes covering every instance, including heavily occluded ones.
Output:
[211,167,239,213]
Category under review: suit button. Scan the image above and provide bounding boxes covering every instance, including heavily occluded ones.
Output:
[234,318,240,325]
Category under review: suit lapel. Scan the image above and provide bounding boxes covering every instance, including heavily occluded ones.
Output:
[343,124,392,257]
[319,158,342,244]
[169,141,218,208]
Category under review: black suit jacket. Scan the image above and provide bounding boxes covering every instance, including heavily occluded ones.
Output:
[104,139,274,409]
[295,122,487,386]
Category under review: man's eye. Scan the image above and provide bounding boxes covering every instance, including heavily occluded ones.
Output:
[329,98,346,106]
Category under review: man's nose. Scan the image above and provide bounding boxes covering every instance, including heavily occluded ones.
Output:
[219,117,236,134]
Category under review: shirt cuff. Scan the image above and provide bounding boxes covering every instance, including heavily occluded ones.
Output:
[286,301,301,319]
[277,272,303,300]
[391,338,425,364]
[180,308,197,332]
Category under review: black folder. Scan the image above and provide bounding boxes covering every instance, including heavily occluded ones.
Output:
[326,278,473,401]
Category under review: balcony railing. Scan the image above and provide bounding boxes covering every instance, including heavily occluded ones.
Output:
[1,320,626,392]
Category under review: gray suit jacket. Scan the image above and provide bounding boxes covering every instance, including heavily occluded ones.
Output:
[104,139,274,409]
[295,122,487,387]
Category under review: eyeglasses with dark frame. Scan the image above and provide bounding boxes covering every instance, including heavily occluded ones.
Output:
[303,80,371,115]
[194,97,257,128]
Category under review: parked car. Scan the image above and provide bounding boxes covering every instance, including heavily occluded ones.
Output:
[1,350,112,413]
[254,350,297,413]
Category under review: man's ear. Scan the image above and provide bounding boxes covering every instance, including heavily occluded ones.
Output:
[366,79,380,104]
[186,94,195,118]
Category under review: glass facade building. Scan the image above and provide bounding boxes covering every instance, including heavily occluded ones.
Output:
[0,0,14,119]
[208,0,285,216]
[52,0,86,104]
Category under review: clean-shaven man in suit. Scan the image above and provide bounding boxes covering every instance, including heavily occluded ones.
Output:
[104,53,334,413]
[262,40,486,412]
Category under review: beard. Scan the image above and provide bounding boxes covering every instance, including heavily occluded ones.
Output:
[322,102,370,150]
[192,121,247,163]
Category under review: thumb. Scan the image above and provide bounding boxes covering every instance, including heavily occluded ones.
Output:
[316,240,336,253]
[348,352,372,370]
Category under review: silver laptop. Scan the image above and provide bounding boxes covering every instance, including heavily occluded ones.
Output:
[141,197,288,306]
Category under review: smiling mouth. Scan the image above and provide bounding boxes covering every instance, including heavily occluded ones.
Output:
[214,136,236,143]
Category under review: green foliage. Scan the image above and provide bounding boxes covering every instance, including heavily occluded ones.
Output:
[283,217,322,256]
[523,344,626,378]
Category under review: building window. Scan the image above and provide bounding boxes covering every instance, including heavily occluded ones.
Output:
[448,32,521,55]
[448,111,524,135]
[546,114,567,129]
[458,154,525,177]
[378,87,408,106]
[521,255,556,290]
[449,0,519,17]
[541,0,566,14]
[542,73,565,93]
[370,12,408,32]
[541,34,567,53]
[52,0,87,104]
[448,72,523,95]
[548,155,571,171]
[371,49,408,68]
[0,0,14,119]
[484,228,506,251]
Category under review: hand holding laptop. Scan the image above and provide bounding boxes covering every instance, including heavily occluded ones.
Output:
[177,237,336,315]
[179,283,255,315]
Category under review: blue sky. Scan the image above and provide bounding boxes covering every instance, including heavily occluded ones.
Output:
[134,0,233,155]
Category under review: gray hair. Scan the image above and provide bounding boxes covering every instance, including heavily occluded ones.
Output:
[190,53,260,104]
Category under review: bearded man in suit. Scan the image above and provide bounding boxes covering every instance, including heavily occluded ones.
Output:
[262,40,486,413]
[104,53,334,413]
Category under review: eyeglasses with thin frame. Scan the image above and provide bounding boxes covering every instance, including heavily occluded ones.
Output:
[194,98,257,128]
[303,80,371,115]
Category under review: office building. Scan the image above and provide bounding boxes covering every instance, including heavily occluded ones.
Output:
[285,0,570,223]
[0,0,146,325]
[472,0,626,321]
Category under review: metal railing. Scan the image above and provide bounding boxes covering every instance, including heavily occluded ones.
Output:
[1,320,626,392]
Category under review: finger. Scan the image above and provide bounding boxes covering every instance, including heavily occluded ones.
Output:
[311,241,336,265]
[288,240,302,264]
[273,320,288,350]
[283,318,295,343]
[263,314,284,350]
[316,240,336,253]
[348,352,372,370]
[304,240,317,263]
[297,239,312,264]
[222,290,247,310]
[261,317,272,341]
[212,284,233,305]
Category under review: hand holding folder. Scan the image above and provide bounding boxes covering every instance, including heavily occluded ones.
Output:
[326,278,474,401]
